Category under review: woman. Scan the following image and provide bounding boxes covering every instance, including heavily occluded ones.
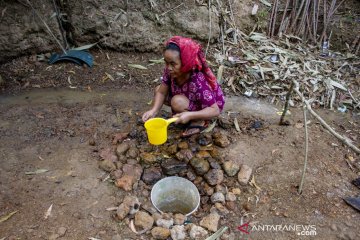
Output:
[142,36,225,137]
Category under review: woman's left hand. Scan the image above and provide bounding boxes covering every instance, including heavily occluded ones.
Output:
[173,112,193,124]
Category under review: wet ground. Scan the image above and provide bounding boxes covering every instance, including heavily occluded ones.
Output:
[0,52,360,239]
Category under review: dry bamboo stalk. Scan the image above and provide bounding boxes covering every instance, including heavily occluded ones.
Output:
[297,0,310,36]
[289,0,306,32]
[279,0,290,37]
[271,0,279,37]
[292,80,360,154]
[267,0,277,36]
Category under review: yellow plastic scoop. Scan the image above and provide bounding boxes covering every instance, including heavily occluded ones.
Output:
[144,117,178,145]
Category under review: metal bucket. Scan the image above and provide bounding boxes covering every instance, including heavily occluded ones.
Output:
[151,176,200,216]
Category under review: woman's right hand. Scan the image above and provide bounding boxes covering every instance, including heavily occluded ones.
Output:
[142,109,158,122]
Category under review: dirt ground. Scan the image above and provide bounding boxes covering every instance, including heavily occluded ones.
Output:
[0,52,360,240]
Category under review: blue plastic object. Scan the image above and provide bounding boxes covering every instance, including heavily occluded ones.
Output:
[48,50,93,67]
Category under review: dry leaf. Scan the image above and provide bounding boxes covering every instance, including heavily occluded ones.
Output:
[0,210,18,223]
[128,64,148,70]
[44,204,53,219]
[25,169,49,175]
[105,72,114,81]
[234,118,240,132]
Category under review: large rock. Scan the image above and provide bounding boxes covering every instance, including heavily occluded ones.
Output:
[116,142,130,157]
[190,158,210,175]
[100,148,118,163]
[134,211,154,231]
[99,159,116,172]
[204,169,224,186]
[174,213,186,225]
[199,212,220,232]
[212,132,230,148]
[140,152,157,164]
[161,159,187,175]
[238,164,252,185]
[211,192,225,204]
[170,225,187,240]
[222,160,240,177]
[142,166,162,185]
[151,227,171,240]
[176,149,194,163]
[156,218,174,229]
[116,196,140,220]
[116,164,143,191]
[189,225,208,239]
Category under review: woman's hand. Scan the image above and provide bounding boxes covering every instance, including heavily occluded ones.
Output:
[142,109,158,122]
[173,112,194,124]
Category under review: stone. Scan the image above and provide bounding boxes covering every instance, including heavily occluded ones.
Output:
[208,158,221,169]
[190,158,210,175]
[111,169,123,179]
[232,188,241,195]
[218,117,233,129]
[196,150,211,158]
[142,167,162,185]
[48,234,59,240]
[186,170,197,181]
[225,201,236,210]
[221,232,236,240]
[134,211,154,231]
[211,192,225,203]
[100,148,118,162]
[156,218,174,229]
[126,147,139,159]
[178,141,189,149]
[122,164,143,179]
[167,144,178,155]
[116,196,140,220]
[116,142,130,156]
[152,213,162,222]
[57,227,67,237]
[170,225,187,240]
[226,192,237,202]
[189,225,208,239]
[200,212,220,232]
[115,175,135,191]
[174,213,186,225]
[209,148,221,160]
[204,169,224,186]
[161,159,188,175]
[176,149,194,162]
[222,160,240,177]
[204,183,214,196]
[111,234,122,240]
[238,164,252,185]
[197,133,213,146]
[214,203,229,215]
[140,152,157,164]
[115,161,123,169]
[215,185,226,194]
[213,132,230,148]
[151,227,171,239]
[99,159,116,172]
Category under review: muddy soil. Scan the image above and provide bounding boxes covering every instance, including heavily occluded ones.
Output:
[0,52,360,240]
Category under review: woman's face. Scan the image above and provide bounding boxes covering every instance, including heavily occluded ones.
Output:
[164,49,182,79]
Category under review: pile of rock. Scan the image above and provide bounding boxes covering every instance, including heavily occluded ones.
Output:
[97,126,253,239]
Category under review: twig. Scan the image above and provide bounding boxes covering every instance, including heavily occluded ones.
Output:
[159,3,184,17]
[205,0,212,57]
[279,82,294,125]
[26,0,66,54]
[293,80,360,154]
[298,104,309,194]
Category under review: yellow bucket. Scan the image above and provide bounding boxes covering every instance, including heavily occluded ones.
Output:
[144,117,178,145]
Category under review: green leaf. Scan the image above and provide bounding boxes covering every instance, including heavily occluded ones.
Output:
[25,169,49,175]
[128,64,148,70]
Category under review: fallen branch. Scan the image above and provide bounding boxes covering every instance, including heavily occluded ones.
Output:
[298,104,309,194]
[292,80,360,154]
[279,82,294,125]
